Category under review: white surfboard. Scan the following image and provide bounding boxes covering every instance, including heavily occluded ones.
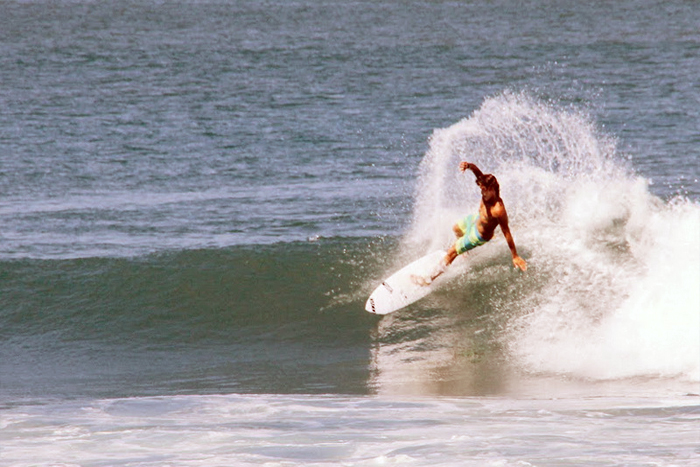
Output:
[365,250,447,315]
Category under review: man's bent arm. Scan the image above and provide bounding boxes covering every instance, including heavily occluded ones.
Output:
[459,161,484,178]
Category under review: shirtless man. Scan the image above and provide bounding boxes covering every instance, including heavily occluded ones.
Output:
[416,161,527,285]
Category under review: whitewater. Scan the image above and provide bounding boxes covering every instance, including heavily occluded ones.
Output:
[401,92,700,390]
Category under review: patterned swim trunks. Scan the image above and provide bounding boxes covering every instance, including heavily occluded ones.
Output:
[454,214,488,255]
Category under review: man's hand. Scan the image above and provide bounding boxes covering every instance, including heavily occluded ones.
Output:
[459,161,471,173]
[512,256,527,272]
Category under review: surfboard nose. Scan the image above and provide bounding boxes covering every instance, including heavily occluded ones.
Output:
[365,297,377,314]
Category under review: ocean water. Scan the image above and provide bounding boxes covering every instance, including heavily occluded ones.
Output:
[1,0,699,465]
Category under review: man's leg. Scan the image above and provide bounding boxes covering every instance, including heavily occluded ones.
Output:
[413,244,459,286]
[429,245,458,281]
[412,221,469,286]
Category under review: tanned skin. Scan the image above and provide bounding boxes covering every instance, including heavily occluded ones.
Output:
[423,162,526,284]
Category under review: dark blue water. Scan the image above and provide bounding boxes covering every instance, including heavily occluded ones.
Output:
[1,1,697,257]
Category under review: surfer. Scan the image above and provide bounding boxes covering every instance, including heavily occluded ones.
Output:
[415,161,527,285]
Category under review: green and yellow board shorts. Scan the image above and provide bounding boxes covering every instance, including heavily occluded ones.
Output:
[454,214,487,255]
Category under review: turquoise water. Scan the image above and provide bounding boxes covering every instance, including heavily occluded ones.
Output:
[1,0,699,465]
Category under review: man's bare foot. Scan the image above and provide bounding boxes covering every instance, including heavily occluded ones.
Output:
[411,274,432,287]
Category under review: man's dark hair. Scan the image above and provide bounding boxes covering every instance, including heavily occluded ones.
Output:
[477,174,500,199]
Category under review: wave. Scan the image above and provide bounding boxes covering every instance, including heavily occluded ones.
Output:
[1,233,549,399]
[0,240,377,344]
[0,239,390,399]
[2,93,697,399]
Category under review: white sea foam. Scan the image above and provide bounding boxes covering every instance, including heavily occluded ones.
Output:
[2,394,698,467]
[407,92,700,383]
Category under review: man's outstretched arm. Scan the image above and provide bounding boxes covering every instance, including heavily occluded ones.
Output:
[498,208,527,271]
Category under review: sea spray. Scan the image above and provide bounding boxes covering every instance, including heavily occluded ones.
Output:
[407,91,622,251]
[404,92,700,383]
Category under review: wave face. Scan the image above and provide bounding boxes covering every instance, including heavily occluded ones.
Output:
[0,240,384,400]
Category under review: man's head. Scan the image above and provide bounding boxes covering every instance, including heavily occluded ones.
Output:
[476,174,499,205]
